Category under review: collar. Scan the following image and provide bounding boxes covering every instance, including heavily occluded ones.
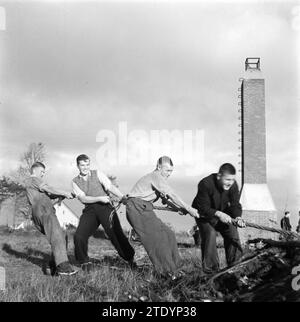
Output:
[78,170,91,179]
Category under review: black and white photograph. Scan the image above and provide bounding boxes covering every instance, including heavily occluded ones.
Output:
[0,0,299,307]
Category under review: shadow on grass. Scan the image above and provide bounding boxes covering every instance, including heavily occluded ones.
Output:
[2,243,50,270]
[2,243,80,274]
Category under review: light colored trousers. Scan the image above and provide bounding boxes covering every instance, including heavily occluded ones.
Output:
[31,198,68,266]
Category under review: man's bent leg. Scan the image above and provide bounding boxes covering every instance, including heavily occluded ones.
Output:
[217,222,243,266]
[40,210,69,266]
[126,199,180,274]
[197,220,219,273]
[74,206,99,264]
[96,204,135,262]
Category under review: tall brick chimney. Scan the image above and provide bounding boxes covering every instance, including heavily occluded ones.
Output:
[239,58,278,243]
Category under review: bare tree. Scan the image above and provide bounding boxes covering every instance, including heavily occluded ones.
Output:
[21,142,46,169]
[10,142,46,185]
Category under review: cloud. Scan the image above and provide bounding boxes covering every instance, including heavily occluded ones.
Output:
[0,1,299,222]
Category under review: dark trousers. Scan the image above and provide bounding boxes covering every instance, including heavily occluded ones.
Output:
[74,203,135,264]
[193,230,201,247]
[197,220,242,273]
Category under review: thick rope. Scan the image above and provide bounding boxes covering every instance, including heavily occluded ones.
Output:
[153,205,185,213]
[233,219,300,240]
[109,192,300,241]
[108,201,122,228]
[153,205,300,240]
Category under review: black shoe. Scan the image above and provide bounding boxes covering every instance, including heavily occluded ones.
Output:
[175,270,186,279]
[168,271,185,281]
[202,268,219,278]
[43,260,56,276]
[48,259,57,276]
[56,262,78,276]
[81,261,94,273]
[88,258,102,266]
[128,260,138,270]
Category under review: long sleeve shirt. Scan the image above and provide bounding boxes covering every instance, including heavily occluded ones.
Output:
[192,173,242,225]
[25,176,52,206]
[129,170,177,203]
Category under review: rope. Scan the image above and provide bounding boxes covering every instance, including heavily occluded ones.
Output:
[108,200,184,229]
[108,193,185,228]
[233,219,300,240]
[153,205,300,240]
[151,184,189,215]
[153,205,185,213]
[108,193,300,241]
[108,201,122,228]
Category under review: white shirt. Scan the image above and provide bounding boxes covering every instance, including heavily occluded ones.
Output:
[72,170,112,197]
[129,170,175,202]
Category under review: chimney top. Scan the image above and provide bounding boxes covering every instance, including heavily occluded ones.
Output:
[245,57,261,71]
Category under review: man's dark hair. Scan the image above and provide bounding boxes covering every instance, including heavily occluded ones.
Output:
[30,161,45,173]
[285,211,290,216]
[156,156,173,169]
[76,154,90,165]
[218,163,236,175]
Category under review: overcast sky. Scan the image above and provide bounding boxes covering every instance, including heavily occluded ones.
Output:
[0,0,299,230]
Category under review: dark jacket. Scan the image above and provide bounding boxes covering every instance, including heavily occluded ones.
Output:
[192,173,242,226]
[296,218,300,233]
[280,216,292,231]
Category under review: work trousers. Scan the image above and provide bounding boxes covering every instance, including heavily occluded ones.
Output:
[197,219,242,273]
[126,197,181,274]
[74,203,135,264]
[31,200,68,266]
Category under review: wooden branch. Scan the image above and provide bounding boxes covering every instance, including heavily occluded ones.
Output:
[203,247,289,298]
[206,250,271,286]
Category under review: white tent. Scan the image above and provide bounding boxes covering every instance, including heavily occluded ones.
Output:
[54,198,83,229]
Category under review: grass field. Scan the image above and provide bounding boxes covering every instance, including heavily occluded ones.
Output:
[0,226,226,302]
